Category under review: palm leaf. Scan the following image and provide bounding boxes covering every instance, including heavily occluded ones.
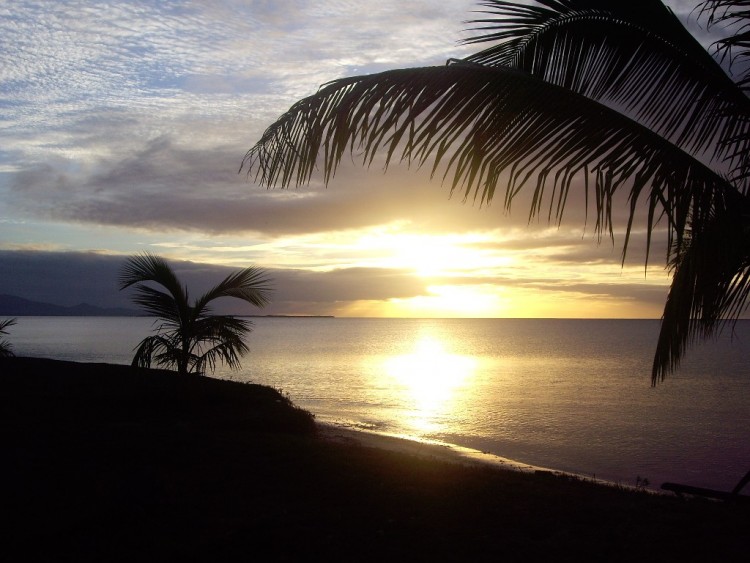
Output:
[653,189,750,382]
[463,1,750,186]
[194,267,272,316]
[0,317,16,358]
[698,1,750,90]
[244,1,750,381]
[119,253,183,294]
[244,63,734,261]
[120,253,190,312]
[132,334,171,369]
[192,316,251,374]
[129,284,182,324]
[120,252,192,328]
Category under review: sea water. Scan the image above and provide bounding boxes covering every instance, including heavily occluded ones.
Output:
[8,316,750,491]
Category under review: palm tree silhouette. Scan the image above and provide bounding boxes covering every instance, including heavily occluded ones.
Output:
[119,254,271,375]
[0,318,17,357]
[243,1,750,384]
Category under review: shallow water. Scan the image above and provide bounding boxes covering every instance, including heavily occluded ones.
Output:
[9,316,750,491]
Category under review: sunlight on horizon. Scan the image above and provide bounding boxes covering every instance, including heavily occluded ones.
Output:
[383,336,477,433]
[99,221,670,320]
[379,284,510,317]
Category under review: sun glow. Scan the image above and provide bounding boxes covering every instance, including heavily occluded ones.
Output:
[384,336,476,432]
[356,229,514,277]
[370,284,510,318]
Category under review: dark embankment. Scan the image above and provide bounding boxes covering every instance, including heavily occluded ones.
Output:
[1,357,748,561]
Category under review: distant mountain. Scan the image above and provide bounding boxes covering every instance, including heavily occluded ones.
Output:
[0,294,140,317]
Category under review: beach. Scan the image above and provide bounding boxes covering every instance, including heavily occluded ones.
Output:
[318,423,553,474]
[2,356,748,561]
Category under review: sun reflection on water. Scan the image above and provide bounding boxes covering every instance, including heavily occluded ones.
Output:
[383,336,477,433]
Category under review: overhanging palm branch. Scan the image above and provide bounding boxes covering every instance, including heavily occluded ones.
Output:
[699,1,750,91]
[243,0,750,382]
[464,1,750,185]
[244,62,734,257]
[653,189,750,381]
[697,0,750,185]
[120,253,271,375]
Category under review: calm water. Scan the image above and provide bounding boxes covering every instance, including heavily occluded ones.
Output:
[8,316,750,491]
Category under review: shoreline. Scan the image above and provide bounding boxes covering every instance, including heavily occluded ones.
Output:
[316,422,641,492]
[318,422,546,473]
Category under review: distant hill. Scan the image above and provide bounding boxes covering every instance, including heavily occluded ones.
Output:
[0,294,140,317]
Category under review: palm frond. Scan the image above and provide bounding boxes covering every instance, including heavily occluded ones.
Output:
[132,334,169,369]
[120,252,189,305]
[243,63,734,260]
[698,1,750,90]
[652,189,750,382]
[120,252,192,327]
[194,267,272,315]
[463,1,750,182]
[192,316,251,374]
[130,284,182,323]
[195,336,248,374]
[133,331,201,373]
[0,317,17,358]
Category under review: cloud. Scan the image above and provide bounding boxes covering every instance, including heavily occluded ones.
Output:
[4,130,521,236]
[0,250,132,309]
[0,249,431,315]
[2,0,682,243]
[8,124,668,254]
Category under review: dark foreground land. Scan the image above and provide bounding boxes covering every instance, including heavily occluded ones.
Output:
[1,357,748,561]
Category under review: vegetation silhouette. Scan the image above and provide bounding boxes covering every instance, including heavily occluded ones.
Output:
[0,318,16,357]
[243,0,750,384]
[119,253,271,375]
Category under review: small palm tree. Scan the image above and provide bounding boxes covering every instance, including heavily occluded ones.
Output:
[119,254,272,375]
[0,318,17,357]
[243,0,750,384]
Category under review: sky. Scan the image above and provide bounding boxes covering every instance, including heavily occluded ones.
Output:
[0,0,710,317]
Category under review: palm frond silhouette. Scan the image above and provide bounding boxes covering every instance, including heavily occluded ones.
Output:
[243,0,750,383]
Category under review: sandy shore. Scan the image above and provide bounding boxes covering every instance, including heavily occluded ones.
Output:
[315,422,644,496]
[317,422,547,473]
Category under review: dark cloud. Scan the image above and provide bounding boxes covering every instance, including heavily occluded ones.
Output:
[4,134,533,236]
[0,250,431,316]
[0,250,130,309]
[9,128,666,245]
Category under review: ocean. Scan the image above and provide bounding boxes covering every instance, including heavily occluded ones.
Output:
[8,316,750,492]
